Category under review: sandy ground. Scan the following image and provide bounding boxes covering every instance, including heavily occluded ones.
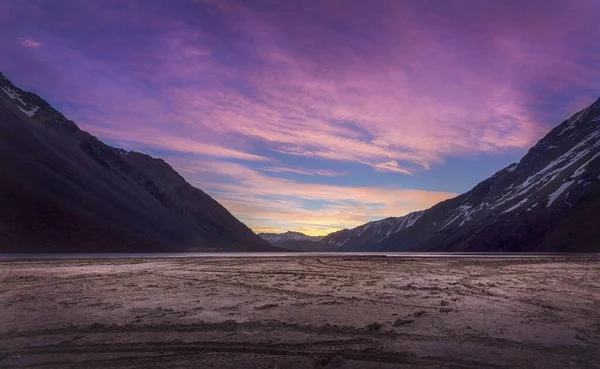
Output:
[0,256,599,368]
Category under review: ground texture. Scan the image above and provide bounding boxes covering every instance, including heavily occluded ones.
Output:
[1,256,599,368]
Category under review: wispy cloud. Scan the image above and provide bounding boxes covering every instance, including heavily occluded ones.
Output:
[260,166,346,177]
[84,127,274,162]
[372,161,413,175]
[20,37,42,48]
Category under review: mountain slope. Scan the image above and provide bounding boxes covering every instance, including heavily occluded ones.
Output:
[0,72,279,252]
[335,97,600,252]
[321,212,424,251]
[258,231,335,252]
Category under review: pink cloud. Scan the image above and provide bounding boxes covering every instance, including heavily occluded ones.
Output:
[88,127,273,162]
[260,166,346,177]
[372,161,413,175]
[20,38,42,48]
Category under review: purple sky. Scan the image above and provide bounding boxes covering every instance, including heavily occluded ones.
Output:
[2,0,599,235]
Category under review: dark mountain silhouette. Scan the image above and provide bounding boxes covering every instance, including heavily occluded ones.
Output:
[0,72,280,253]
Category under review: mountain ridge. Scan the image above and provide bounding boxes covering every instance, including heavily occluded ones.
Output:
[0,72,280,253]
[320,212,425,251]
[330,96,600,252]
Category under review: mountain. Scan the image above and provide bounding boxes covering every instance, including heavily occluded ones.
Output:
[334,97,600,252]
[258,231,336,252]
[320,212,424,251]
[259,231,323,243]
[0,72,280,253]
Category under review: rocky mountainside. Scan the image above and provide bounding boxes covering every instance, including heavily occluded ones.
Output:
[321,212,424,251]
[258,231,335,252]
[335,97,600,252]
[0,72,279,252]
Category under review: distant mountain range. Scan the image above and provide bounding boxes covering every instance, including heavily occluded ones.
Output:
[321,97,600,252]
[259,231,323,243]
[0,72,280,253]
[258,231,335,252]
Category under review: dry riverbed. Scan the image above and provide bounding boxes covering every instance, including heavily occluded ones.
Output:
[1,256,599,368]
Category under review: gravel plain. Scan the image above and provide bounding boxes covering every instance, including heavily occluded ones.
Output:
[1,256,599,368]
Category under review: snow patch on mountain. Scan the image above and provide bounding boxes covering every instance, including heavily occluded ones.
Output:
[503,197,529,214]
[1,86,26,105]
[490,127,600,210]
[1,83,40,117]
[337,238,350,248]
[573,152,600,177]
[17,105,39,117]
[440,204,475,230]
[547,181,574,207]
[357,223,372,237]
[387,211,424,235]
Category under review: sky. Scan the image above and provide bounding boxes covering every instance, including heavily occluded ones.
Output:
[1,0,600,235]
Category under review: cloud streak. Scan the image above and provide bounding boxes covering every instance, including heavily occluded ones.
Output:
[260,166,346,177]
